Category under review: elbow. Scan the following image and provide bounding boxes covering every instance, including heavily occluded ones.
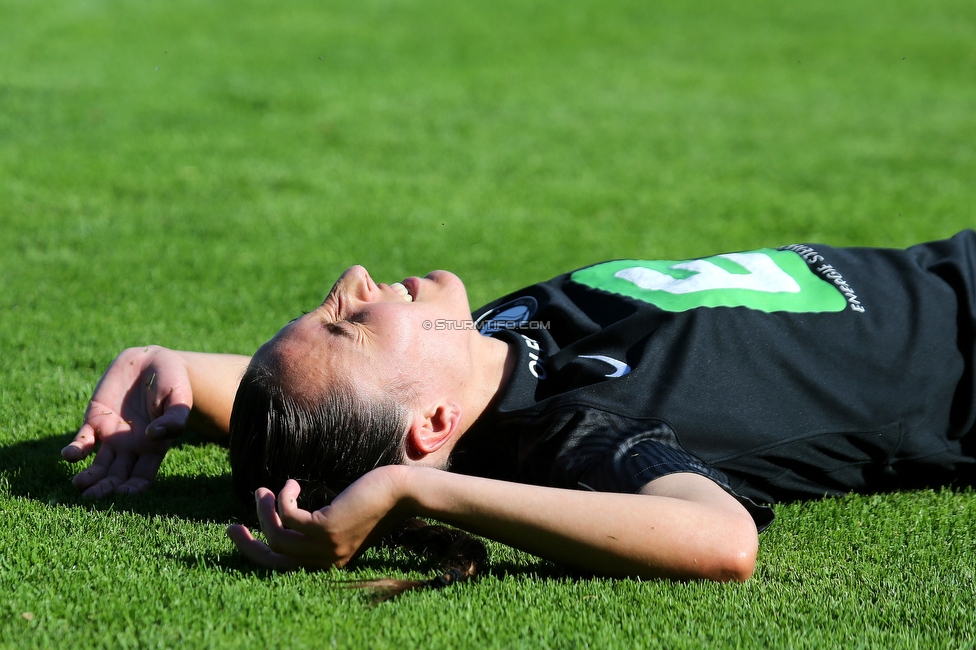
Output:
[721,546,757,583]
[643,513,758,582]
[713,516,758,582]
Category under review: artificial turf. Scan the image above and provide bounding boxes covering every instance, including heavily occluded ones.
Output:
[1,0,974,647]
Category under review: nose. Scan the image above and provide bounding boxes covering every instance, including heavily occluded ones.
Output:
[332,265,375,304]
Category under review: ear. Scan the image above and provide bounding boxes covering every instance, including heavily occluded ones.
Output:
[403,401,463,462]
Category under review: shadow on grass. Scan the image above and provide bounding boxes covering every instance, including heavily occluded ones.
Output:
[4,433,585,586]
[348,551,573,582]
[165,539,574,582]
[166,550,270,575]
[165,532,576,590]
[0,431,247,524]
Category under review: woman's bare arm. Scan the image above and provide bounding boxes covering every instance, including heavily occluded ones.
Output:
[405,468,758,581]
[228,466,759,582]
[177,350,252,440]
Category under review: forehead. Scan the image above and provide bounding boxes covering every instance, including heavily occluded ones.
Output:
[255,318,349,403]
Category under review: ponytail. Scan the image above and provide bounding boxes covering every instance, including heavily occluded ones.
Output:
[352,519,488,602]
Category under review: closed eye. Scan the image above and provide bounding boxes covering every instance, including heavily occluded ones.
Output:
[325,321,356,340]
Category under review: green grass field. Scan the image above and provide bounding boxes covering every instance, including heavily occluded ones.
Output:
[2,0,975,647]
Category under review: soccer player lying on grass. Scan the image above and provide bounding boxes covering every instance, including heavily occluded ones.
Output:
[63,230,976,593]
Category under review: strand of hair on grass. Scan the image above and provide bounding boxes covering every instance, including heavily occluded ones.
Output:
[342,519,488,602]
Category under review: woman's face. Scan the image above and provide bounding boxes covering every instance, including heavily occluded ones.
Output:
[258,265,480,401]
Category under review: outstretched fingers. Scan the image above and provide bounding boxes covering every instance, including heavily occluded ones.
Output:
[115,453,165,495]
[61,423,98,462]
[72,444,115,491]
[226,525,305,570]
[81,451,135,499]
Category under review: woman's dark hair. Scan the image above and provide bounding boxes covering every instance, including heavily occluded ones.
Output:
[229,359,409,507]
[228,354,488,599]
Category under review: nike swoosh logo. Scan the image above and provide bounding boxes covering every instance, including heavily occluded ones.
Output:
[579,354,631,378]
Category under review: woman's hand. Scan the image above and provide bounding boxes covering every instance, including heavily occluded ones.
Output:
[62,346,193,498]
[226,467,411,570]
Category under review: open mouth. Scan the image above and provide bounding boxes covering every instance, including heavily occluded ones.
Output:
[390,281,414,302]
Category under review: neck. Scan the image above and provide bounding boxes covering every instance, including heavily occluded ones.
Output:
[421,333,514,467]
[459,333,516,435]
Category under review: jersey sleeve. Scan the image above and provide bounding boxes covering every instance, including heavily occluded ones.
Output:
[572,423,775,531]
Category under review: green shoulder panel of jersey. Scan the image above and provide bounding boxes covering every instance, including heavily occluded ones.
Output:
[570,249,848,313]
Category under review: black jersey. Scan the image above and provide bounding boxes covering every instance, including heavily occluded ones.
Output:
[450,231,976,530]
